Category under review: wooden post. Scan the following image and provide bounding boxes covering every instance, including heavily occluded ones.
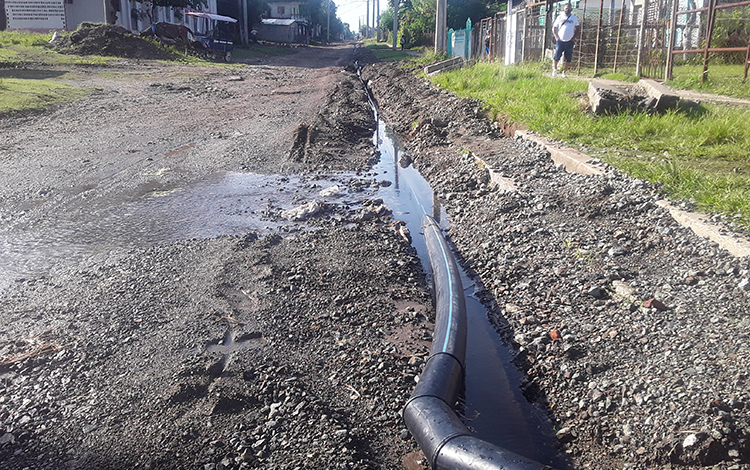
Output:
[744,36,750,80]
[576,0,588,75]
[701,0,717,84]
[635,0,649,77]
[612,0,626,73]
[542,0,553,59]
[593,0,604,74]
[665,0,679,80]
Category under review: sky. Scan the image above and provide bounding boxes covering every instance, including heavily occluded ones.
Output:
[335,0,384,32]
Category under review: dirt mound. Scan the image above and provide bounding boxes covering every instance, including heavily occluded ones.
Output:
[54,22,175,60]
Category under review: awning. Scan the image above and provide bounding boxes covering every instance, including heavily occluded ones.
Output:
[261,18,307,26]
[185,12,238,23]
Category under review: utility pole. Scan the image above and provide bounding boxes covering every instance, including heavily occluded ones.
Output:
[242,0,249,45]
[327,0,330,42]
[376,0,380,40]
[435,0,446,53]
[366,0,370,37]
[635,0,648,77]
[393,0,398,49]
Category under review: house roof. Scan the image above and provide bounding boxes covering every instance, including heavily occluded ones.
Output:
[185,12,238,23]
[262,18,303,26]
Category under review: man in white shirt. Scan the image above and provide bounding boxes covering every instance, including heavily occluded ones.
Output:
[552,2,580,77]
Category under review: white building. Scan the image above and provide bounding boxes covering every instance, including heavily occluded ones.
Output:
[2,0,219,34]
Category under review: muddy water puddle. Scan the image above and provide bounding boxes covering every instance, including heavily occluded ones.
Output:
[0,172,370,291]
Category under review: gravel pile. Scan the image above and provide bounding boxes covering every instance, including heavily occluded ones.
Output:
[365,61,750,470]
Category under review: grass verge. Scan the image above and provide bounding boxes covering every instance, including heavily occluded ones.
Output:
[364,41,415,62]
[429,61,750,229]
[0,78,90,115]
[667,63,750,100]
[231,44,298,60]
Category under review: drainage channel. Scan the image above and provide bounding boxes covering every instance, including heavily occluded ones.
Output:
[364,83,567,468]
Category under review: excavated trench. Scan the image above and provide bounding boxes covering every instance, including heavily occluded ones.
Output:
[370,113,566,469]
[1,68,564,466]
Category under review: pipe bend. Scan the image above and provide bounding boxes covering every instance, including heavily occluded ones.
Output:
[405,215,561,470]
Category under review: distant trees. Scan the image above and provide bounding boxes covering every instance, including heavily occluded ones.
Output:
[380,0,505,48]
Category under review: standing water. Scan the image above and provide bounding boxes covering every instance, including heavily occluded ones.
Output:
[370,118,566,468]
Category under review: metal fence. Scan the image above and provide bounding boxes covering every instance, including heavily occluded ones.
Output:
[476,0,750,81]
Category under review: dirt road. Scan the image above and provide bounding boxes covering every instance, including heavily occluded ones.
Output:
[4,40,750,470]
[0,44,429,470]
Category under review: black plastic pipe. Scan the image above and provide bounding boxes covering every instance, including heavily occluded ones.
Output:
[403,215,558,470]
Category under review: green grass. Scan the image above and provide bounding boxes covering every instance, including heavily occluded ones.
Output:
[667,63,750,100]
[0,77,90,114]
[232,44,298,60]
[0,31,52,47]
[364,41,416,62]
[430,61,750,228]
[0,30,121,66]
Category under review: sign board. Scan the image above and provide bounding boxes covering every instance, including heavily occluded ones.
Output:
[5,0,66,30]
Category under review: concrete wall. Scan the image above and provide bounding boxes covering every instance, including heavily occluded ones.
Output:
[64,0,105,30]
[258,23,295,42]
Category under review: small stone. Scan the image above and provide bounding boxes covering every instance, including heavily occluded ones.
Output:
[612,280,634,297]
[555,427,576,443]
[738,278,750,291]
[549,329,561,341]
[642,298,667,310]
[682,433,698,448]
[607,246,628,257]
[319,185,340,197]
[587,286,608,299]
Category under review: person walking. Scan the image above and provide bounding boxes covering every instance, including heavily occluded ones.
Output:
[552,2,579,77]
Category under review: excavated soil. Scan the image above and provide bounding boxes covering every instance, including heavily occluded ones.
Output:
[0,44,427,470]
[3,38,750,470]
[362,61,750,470]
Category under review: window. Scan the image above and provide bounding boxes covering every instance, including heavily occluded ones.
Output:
[277,6,285,15]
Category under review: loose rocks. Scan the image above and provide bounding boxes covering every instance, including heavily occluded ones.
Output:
[365,61,750,470]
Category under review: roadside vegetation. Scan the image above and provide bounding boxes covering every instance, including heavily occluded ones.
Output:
[0,76,90,114]
[0,28,244,115]
[1,31,119,66]
[429,60,750,229]
[364,40,447,66]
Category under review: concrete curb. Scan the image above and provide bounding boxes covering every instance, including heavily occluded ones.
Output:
[473,129,750,259]
[514,130,605,176]
[655,201,750,258]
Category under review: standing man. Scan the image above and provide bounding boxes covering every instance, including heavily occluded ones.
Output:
[552,2,579,77]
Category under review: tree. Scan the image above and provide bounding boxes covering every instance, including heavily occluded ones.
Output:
[218,0,267,29]
[447,0,504,30]
[381,0,504,48]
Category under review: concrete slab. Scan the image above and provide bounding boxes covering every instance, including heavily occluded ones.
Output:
[472,155,517,191]
[588,80,633,115]
[655,200,750,258]
[424,57,463,76]
[639,79,680,112]
[514,130,605,176]
[507,130,750,258]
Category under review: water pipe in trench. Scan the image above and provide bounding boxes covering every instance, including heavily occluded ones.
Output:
[403,215,559,470]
